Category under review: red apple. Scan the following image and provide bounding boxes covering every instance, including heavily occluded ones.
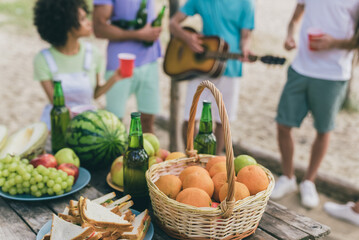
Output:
[30,154,57,168]
[57,163,79,182]
[156,149,170,161]
[211,202,220,208]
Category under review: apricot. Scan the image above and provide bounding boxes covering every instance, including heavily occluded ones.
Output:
[212,172,227,202]
[165,152,186,161]
[237,165,269,195]
[179,166,209,182]
[219,182,250,202]
[176,188,212,207]
[209,162,226,177]
[206,156,226,171]
[183,172,214,197]
[155,174,182,199]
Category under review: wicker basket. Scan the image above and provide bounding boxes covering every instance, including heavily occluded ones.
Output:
[146,80,274,239]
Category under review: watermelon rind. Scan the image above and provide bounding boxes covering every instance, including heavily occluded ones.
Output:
[0,125,7,151]
[65,110,127,169]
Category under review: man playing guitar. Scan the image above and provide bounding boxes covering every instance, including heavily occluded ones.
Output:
[170,0,255,154]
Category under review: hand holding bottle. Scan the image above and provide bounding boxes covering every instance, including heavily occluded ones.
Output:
[138,24,162,42]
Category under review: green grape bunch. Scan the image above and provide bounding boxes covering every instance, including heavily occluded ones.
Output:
[0,154,74,197]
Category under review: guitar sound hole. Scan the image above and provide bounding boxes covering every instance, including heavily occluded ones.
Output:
[194,45,208,62]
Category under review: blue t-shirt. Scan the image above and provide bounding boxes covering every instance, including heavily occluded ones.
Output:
[181,0,255,77]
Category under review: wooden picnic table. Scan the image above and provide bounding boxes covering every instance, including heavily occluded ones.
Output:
[0,167,330,240]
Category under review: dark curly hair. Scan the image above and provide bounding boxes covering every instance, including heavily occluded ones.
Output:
[34,0,89,47]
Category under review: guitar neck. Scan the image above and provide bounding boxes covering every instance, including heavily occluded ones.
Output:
[205,51,258,61]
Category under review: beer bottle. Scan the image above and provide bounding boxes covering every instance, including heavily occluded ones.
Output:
[51,80,70,154]
[144,5,166,46]
[194,101,217,155]
[124,112,149,211]
[134,0,147,29]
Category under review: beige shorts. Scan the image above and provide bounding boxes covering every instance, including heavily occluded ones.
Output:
[183,76,241,123]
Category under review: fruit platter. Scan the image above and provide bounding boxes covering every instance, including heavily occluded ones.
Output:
[0,122,88,200]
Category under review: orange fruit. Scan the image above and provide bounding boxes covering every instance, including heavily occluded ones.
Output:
[237,165,269,195]
[212,172,227,202]
[179,166,209,182]
[219,182,250,202]
[206,156,226,171]
[182,172,214,198]
[155,175,182,199]
[176,188,212,207]
[165,152,186,161]
[209,162,226,177]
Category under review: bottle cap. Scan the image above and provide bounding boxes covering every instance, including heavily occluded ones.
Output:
[203,100,211,105]
[131,112,141,118]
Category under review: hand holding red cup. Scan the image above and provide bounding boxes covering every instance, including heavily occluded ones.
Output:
[118,53,136,78]
[307,28,324,51]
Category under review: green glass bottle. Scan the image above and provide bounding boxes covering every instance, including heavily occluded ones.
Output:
[194,101,217,155]
[124,112,149,210]
[134,0,147,29]
[50,81,70,154]
[144,5,166,46]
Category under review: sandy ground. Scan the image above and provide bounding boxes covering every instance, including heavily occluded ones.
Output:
[1,0,359,238]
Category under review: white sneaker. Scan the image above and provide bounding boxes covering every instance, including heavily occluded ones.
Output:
[299,180,319,208]
[270,175,297,200]
[324,201,359,226]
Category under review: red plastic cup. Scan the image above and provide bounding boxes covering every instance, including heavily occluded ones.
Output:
[118,53,136,78]
[307,28,324,51]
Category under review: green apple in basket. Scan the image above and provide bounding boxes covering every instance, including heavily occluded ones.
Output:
[234,154,257,174]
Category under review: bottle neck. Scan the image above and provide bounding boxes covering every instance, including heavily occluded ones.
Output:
[128,116,143,149]
[158,6,165,20]
[140,0,147,9]
[53,81,65,107]
[199,103,213,134]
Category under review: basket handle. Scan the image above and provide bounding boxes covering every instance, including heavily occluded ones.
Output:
[185,80,236,218]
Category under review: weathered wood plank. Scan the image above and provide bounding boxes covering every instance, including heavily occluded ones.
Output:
[265,201,330,239]
[0,197,36,240]
[245,228,278,240]
[259,212,310,240]
[7,200,54,234]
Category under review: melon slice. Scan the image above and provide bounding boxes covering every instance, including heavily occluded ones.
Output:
[0,125,7,151]
[0,122,48,160]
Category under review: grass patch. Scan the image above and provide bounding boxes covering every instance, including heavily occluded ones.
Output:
[0,0,93,30]
[0,0,35,29]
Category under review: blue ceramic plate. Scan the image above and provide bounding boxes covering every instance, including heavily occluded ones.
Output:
[36,209,154,240]
[0,167,90,201]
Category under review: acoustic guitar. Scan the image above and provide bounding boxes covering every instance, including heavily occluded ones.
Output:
[163,27,286,81]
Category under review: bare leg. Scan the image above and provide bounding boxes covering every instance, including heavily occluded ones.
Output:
[277,123,295,178]
[214,123,224,155]
[141,113,154,134]
[182,121,198,150]
[353,201,359,214]
[305,132,331,182]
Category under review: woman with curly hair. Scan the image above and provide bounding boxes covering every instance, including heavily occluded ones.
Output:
[33,0,122,129]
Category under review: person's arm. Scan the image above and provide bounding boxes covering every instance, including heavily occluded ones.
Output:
[40,80,54,104]
[240,29,252,62]
[310,34,357,51]
[93,5,161,42]
[94,71,123,99]
[169,11,203,52]
[284,3,305,51]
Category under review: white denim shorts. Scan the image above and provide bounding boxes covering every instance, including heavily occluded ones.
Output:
[183,76,241,123]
